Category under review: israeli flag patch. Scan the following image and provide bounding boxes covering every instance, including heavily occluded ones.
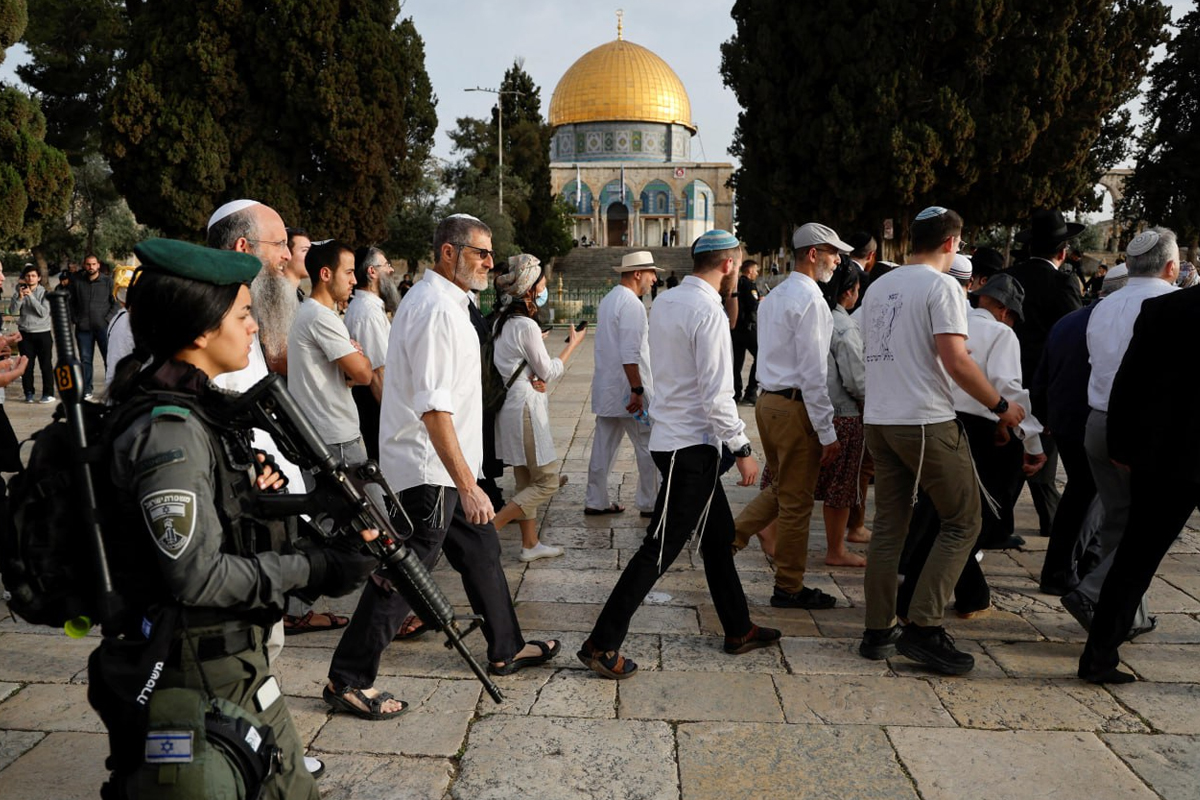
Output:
[145,731,193,763]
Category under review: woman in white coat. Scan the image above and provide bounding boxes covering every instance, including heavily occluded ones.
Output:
[491,255,587,561]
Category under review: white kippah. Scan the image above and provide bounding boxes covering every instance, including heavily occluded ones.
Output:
[444,213,482,222]
[1126,229,1160,257]
[207,199,260,231]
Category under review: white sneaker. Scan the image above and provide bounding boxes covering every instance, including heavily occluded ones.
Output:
[305,756,325,779]
[519,543,564,562]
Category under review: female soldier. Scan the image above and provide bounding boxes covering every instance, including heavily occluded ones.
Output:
[490,254,585,561]
[91,239,376,799]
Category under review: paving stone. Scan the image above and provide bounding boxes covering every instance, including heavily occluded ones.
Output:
[660,633,785,674]
[0,730,42,772]
[943,608,1044,641]
[1147,577,1200,613]
[0,731,110,800]
[776,674,955,726]
[1127,613,1200,644]
[522,547,619,570]
[780,636,891,676]
[1101,733,1200,800]
[618,671,783,722]
[475,667,553,716]
[888,637,1008,679]
[530,670,617,719]
[809,605,867,638]
[983,641,1084,679]
[1023,611,1091,642]
[0,683,17,702]
[1110,682,1200,734]
[314,677,479,757]
[1120,644,1200,683]
[285,694,333,747]
[453,715,677,800]
[888,726,1157,800]
[931,678,1147,732]
[678,722,920,800]
[0,683,104,733]
[514,601,698,635]
[308,754,452,800]
[526,526,613,549]
[1159,572,1200,604]
[517,568,629,604]
[0,632,97,684]
[696,603,819,637]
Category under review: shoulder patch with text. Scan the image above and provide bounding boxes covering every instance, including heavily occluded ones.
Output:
[141,490,198,560]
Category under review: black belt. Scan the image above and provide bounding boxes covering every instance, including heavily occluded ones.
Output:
[167,627,257,665]
[764,388,804,402]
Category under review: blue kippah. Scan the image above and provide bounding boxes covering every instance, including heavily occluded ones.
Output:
[915,206,948,221]
[692,229,740,255]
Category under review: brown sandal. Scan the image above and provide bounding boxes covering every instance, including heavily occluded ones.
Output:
[577,640,638,680]
[284,610,350,635]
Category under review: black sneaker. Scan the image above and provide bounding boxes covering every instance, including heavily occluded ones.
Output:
[770,586,837,610]
[859,625,902,660]
[1061,591,1094,632]
[896,625,975,675]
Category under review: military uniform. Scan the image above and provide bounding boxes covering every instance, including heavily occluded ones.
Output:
[85,239,372,799]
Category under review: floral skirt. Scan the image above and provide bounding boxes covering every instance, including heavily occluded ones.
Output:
[814,416,865,508]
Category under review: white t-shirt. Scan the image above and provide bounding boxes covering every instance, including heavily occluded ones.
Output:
[286,298,359,444]
[862,264,968,426]
[344,290,389,370]
[591,284,653,417]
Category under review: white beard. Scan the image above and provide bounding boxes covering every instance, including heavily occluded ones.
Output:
[250,270,298,362]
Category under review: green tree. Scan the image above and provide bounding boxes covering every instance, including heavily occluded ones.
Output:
[103,2,436,242]
[450,60,572,263]
[383,155,441,274]
[1123,8,1200,253]
[720,0,1167,253]
[0,0,73,249]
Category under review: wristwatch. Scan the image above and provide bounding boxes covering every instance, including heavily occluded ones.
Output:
[732,443,752,458]
[630,386,644,396]
[989,397,1009,415]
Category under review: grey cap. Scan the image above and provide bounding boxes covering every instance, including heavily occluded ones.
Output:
[971,272,1025,322]
[792,222,852,253]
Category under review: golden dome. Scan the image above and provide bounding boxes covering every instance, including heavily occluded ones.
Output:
[549,38,695,132]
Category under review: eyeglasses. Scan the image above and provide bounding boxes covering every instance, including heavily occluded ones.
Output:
[368,261,392,271]
[246,238,288,249]
[453,242,497,261]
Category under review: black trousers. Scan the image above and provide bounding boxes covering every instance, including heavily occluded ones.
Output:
[18,329,54,398]
[327,485,524,689]
[897,414,1021,616]
[1023,431,1061,536]
[351,385,381,462]
[731,329,758,398]
[589,445,752,650]
[1080,466,1199,674]
[1040,434,1095,588]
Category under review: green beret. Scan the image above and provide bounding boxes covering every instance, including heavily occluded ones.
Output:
[133,238,261,285]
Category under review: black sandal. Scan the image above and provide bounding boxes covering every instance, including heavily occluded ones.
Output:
[488,640,561,675]
[577,641,639,680]
[322,684,408,721]
[584,503,625,515]
[723,624,782,654]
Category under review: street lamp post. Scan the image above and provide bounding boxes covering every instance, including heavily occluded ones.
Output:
[465,86,524,215]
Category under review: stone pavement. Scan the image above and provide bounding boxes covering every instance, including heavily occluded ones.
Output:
[2,337,1199,799]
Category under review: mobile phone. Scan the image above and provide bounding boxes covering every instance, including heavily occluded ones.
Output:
[565,320,588,342]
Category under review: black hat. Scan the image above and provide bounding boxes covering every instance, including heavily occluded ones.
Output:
[1014,209,1085,248]
[134,238,262,286]
[971,247,1005,278]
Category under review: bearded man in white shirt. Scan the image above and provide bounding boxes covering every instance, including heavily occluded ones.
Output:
[732,222,847,611]
[578,230,780,680]
[325,214,559,720]
[858,206,1025,676]
[345,246,397,462]
[585,251,661,516]
[1061,227,1180,637]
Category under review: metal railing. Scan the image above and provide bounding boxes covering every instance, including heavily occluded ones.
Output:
[479,283,626,324]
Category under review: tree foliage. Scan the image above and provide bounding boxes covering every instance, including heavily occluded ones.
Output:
[0,0,73,249]
[448,60,572,263]
[1123,8,1200,252]
[103,1,436,243]
[721,0,1168,253]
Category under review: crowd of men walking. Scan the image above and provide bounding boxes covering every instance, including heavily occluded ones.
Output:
[3,195,1196,796]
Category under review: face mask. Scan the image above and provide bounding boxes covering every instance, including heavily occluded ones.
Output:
[534,287,548,307]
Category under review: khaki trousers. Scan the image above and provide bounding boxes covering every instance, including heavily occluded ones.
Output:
[734,392,822,594]
[512,407,561,519]
[863,421,981,629]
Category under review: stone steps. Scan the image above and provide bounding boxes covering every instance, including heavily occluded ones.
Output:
[552,246,692,284]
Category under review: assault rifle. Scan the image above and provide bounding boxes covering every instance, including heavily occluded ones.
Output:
[225,374,504,703]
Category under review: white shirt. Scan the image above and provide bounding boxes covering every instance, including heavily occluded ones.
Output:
[591,284,654,417]
[380,269,482,491]
[105,309,134,389]
[494,315,564,467]
[647,275,750,453]
[755,271,837,445]
[1087,277,1177,412]
[287,299,360,444]
[863,264,969,426]
[211,333,305,491]
[951,308,1044,454]
[344,290,389,370]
